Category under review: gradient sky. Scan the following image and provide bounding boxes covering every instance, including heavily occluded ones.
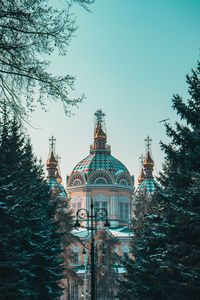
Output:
[27,0,200,186]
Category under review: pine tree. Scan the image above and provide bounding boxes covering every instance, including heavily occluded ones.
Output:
[118,60,200,300]
[0,116,65,299]
[117,190,167,300]
[55,195,80,295]
[156,59,200,299]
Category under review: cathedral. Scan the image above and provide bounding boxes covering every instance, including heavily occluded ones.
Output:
[46,109,158,300]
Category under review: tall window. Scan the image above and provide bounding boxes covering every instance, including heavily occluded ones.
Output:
[125,203,129,219]
[71,253,80,265]
[102,201,108,211]
[94,201,100,214]
[72,202,81,216]
[119,203,123,220]
[119,203,129,220]
[94,201,109,217]
[70,283,79,300]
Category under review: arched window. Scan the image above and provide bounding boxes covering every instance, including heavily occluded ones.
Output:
[119,179,128,186]
[95,178,107,184]
[73,179,82,186]
[70,174,85,186]
[90,172,112,184]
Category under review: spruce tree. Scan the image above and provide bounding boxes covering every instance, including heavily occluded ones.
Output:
[117,190,166,300]
[156,59,200,299]
[0,117,65,299]
[118,60,200,300]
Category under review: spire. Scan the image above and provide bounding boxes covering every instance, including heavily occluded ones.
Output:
[90,109,110,152]
[55,154,62,183]
[46,136,58,179]
[138,154,146,185]
[143,135,154,178]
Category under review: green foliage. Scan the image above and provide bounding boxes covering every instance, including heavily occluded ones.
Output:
[0,0,94,118]
[118,60,200,300]
[95,229,119,300]
[0,115,65,299]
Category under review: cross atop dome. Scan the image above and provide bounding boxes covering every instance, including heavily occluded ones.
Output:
[145,135,152,152]
[95,109,106,125]
[90,109,110,153]
[143,135,154,178]
[49,136,56,151]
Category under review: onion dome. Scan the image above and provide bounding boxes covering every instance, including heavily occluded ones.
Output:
[94,121,107,140]
[138,167,146,185]
[46,136,68,200]
[46,150,58,179]
[91,120,107,151]
[134,137,159,202]
[143,150,154,178]
[134,177,160,202]
[48,178,67,200]
[67,110,134,187]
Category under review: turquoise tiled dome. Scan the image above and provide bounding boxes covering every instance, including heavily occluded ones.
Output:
[69,110,134,187]
[133,178,160,202]
[48,178,68,199]
[72,152,129,177]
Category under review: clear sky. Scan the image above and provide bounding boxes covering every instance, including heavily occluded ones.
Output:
[27,0,200,186]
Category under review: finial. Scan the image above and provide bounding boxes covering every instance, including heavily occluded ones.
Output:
[145,135,152,152]
[49,136,56,151]
[94,109,106,126]
[46,136,58,179]
[56,154,61,162]
[139,154,145,166]
[143,135,154,178]
[90,109,109,152]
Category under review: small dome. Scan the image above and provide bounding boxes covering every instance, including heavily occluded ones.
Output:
[133,178,160,202]
[48,178,68,200]
[46,150,58,167]
[143,150,154,168]
[138,167,146,185]
[94,122,106,140]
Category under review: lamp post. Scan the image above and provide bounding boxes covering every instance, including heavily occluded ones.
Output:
[74,198,110,300]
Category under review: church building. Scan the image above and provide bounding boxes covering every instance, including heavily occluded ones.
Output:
[46,110,158,300]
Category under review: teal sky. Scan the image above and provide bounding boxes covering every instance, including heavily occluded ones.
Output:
[28,0,200,186]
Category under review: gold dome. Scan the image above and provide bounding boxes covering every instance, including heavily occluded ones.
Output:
[143,150,154,168]
[46,150,58,167]
[94,122,106,140]
[138,167,146,185]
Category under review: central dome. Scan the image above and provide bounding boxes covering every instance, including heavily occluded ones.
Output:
[67,110,134,188]
[72,152,129,176]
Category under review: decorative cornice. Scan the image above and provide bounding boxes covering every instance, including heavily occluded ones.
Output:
[66,183,135,194]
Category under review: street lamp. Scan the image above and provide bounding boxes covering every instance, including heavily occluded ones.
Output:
[74,198,110,300]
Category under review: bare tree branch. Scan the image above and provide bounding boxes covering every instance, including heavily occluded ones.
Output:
[0,0,94,118]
